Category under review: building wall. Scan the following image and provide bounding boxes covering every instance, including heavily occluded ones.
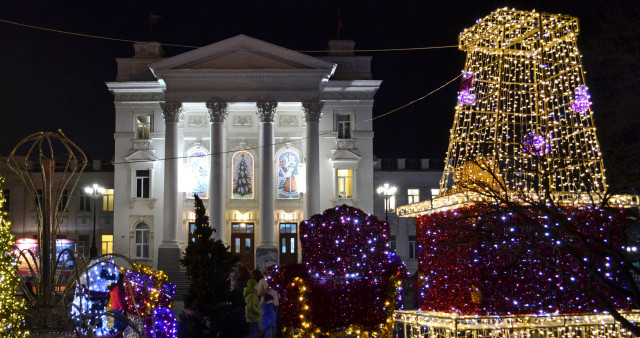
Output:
[373,158,443,274]
[109,37,379,269]
[2,159,114,258]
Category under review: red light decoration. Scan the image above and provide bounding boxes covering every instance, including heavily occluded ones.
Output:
[270,205,408,335]
[415,205,633,315]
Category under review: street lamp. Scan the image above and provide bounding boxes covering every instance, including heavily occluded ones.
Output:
[85,183,105,258]
[377,183,397,222]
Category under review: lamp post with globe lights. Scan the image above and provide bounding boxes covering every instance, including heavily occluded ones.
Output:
[377,183,397,223]
[85,183,105,258]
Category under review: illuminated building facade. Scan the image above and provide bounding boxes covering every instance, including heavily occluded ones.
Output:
[107,35,380,272]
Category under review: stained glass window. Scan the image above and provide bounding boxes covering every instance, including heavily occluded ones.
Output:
[232,151,254,199]
[186,148,209,199]
[277,150,300,199]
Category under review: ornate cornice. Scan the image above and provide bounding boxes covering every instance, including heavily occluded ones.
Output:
[301,101,325,122]
[321,92,377,100]
[113,92,165,102]
[206,102,229,122]
[256,101,278,122]
[160,102,183,122]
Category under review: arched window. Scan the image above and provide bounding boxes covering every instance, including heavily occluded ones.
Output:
[231,151,254,199]
[185,148,210,199]
[135,223,150,259]
[276,149,300,199]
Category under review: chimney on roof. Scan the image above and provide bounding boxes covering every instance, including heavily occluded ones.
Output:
[328,40,355,56]
[133,42,164,59]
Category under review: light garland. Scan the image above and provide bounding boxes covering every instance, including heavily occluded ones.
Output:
[270,205,408,335]
[397,8,638,217]
[414,205,633,315]
[71,260,176,337]
[0,177,28,336]
[395,310,640,337]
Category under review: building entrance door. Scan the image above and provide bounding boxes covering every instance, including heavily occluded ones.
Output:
[279,223,298,266]
[231,223,255,269]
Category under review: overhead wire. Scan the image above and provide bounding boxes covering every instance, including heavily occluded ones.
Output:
[0,17,462,164]
[0,18,458,53]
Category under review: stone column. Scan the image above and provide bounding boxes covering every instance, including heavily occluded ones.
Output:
[158,102,183,273]
[302,101,324,217]
[206,102,228,242]
[256,101,278,271]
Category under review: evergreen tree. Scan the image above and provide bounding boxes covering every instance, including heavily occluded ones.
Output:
[233,154,252,196]
[0,176,28,336]
[178,194,248,337]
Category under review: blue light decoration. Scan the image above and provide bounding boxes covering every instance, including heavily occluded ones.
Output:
[70,257,119,336]
[521,131,551,156]
[572,85,592,114]
[71,260,177,337]
[457,72,476,105]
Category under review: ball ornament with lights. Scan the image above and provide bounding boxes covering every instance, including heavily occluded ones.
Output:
[270,205,408,336]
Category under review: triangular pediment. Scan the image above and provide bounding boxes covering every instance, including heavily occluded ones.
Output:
[331,149,362,162]
[150,34,335,72]
[125,150,158,162]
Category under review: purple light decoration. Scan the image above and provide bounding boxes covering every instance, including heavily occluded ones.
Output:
[522,131,551,155]
[572,86,592,114]
[457,72,476,105]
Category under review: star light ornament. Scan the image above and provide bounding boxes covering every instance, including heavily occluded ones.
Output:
[522,131,551,156]
[457,72,476,105]
[572,85,592,114]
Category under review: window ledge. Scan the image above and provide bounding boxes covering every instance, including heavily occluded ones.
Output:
[128,198,157,209]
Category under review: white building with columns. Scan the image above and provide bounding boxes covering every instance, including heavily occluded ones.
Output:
[107,35,380,273]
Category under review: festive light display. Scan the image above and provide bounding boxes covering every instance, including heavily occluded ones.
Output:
[270,205,408,336]
[457,72,476,105]
[395,8,639,217]
[522,131,552,156]
[71,257,120,336]
[71,260,176,337]
[395,310,640,337]
[0,177,28,336]
[415,205,632,315]
[572,86,592,114]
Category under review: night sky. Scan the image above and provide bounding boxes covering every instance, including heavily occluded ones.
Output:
[0,0,637,168]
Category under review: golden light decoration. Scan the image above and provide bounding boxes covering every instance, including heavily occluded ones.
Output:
[394,310,640,337]
[398,8,638,217]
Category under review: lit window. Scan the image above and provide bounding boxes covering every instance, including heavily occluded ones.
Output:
[79,190,91,212]
[101,235,113,255]
[337,169,353,198]
[336,114,351,139]
[136,170,150,198]
[409,235,417,259]
[102,189,114,211]
[408,189,420,204]
[2,189,9,211]
[136,115,152,139]
[135,223,150,259]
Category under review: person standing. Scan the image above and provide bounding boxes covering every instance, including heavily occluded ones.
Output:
[109,274,127,337]
[244,279,263,338]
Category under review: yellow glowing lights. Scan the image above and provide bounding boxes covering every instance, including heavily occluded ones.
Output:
[398,8,637,216]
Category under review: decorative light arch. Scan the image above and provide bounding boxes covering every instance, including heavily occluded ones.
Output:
[231,151,254,199]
